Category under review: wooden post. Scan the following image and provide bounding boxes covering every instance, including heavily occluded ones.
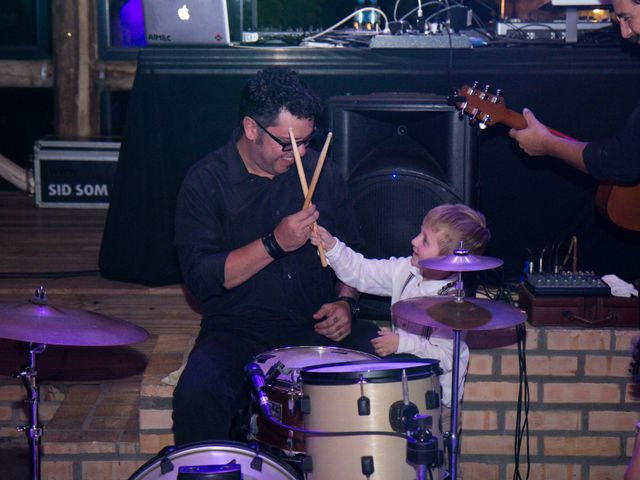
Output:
[51,0,99,137]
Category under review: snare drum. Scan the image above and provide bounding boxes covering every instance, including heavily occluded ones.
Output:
[300,359,443,480]
[127,441,299,479]
[251,346,378,455]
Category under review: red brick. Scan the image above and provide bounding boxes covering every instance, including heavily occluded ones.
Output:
[0,385,24,401]
[543,383,620,403]
[615,331,639,351]
[544,436,619,456]
[585,354,634,377]
[589,464,628,479]
[506,463,582,480]
[82,460,144,480]
[502,355,577,376]
[546,330,611,351]
[140,409,173,430]
[42,460,74,480]
[467,354,493,375]
[461,410,498,430]
[140,432,174,454]
[589,410,638,431]
[505,410,581,431]
[460,462,500,478]
[462,434,538,455]
[0,406,12,421]
[465,381,538,402]
[64,384,101,404]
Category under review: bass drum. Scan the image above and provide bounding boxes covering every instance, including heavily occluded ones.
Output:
[128,441,300,480]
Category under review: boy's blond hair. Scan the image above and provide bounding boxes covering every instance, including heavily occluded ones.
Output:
[423,204,491,256]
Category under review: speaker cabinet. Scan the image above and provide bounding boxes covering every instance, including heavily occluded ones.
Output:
[328,92,478,320]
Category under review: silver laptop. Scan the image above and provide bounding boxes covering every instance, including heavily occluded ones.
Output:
[142,0,231,46]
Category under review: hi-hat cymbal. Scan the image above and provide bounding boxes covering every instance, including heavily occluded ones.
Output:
[0,301,149,346]
[419,250,503,272]
[392,296,526,333]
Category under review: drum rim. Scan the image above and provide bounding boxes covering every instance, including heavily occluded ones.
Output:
[127,440,300,480]
[299,358,443,385]
[254,345,379,363]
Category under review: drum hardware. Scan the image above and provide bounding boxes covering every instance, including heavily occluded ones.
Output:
[0,286,149,480]
[357,377,370,415]
[406,414,443,480]
[265,361,285,385]
[390,247,526,480]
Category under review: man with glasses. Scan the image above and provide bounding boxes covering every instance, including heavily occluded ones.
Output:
[509,0,640,185]
[172,66,379,444]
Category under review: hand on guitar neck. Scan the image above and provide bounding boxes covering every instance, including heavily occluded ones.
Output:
[451,83,640,232]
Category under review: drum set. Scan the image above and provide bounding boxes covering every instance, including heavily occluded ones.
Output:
[1,248,527,480]
[0,286,149,480]
[131,248,526,480]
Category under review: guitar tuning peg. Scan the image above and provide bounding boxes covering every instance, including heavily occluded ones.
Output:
[471,80,478,90]
[478,122,487,130]
[496,88,502,96]
[458,111,465,120]
[483,84,490,93]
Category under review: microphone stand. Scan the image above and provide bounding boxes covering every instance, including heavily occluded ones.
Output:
[16,342,47,480]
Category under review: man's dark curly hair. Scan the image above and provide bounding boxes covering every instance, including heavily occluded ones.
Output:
[238,67,323,126]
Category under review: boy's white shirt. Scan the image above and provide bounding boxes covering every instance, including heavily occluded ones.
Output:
[325,238,470,407]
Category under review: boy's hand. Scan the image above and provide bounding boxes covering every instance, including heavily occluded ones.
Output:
[310,225,337,250]
[371,327,399,357]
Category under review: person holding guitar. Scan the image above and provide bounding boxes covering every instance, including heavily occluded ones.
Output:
[508,0,640,187]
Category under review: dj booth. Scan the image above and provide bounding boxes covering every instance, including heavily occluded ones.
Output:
[99,45,640,290]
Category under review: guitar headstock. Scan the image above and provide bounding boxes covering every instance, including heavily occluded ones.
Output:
[450,82,511,130]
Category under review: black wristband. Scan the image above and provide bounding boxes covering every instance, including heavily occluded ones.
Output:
[262,232,287,260]
[337,296,359,320]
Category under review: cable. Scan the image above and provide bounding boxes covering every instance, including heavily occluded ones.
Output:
[513,323,531,479]
[302,8,390,44]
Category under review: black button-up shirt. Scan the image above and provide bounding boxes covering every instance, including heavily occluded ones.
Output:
[175,130,362,344]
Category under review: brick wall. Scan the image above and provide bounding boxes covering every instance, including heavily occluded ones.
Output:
[1,325,639,479]
[460,325,639,480]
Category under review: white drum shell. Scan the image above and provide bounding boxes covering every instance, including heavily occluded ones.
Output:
[301,360,442,480]
[127,442,299,480]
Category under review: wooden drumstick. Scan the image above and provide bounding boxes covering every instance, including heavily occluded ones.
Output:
[289,128,328,268]
[303,132,332,209]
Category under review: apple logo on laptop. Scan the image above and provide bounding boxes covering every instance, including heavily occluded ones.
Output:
[178,4,190,21]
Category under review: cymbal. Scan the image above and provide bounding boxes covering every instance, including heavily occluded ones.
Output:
[0,302,149,346]
[419,250,503,272]
[392,296,526,333]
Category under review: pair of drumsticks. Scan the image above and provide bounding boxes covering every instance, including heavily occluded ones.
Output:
[288,128,333,268]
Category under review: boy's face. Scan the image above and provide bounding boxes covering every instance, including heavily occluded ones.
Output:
[410,225,445,267]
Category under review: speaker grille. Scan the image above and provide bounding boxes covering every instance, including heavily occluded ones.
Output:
[350,168,462,260]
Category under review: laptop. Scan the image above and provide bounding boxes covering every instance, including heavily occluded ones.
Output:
[142,0,231,46]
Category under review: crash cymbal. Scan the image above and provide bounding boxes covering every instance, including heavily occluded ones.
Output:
[419,249,503,272]
[0,293,149,347]
[392,296,526,333]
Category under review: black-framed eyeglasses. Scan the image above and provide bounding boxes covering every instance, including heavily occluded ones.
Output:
[251,117,317,152]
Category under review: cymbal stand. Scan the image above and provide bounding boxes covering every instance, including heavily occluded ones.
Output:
[448,271,466,480]
[16,342,46,480]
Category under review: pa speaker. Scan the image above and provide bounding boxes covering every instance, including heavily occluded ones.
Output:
[328,93,478,319]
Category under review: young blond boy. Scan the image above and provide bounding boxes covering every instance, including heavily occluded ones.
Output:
[311,203,491,411]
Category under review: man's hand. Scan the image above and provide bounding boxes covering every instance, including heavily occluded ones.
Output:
[273,205,319,252]
[371,327,399,357]
[508,108,554,157]
[313,300,352,341]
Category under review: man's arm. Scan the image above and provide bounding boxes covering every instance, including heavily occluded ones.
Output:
[223,206,319,289]
[509,108,588,173]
